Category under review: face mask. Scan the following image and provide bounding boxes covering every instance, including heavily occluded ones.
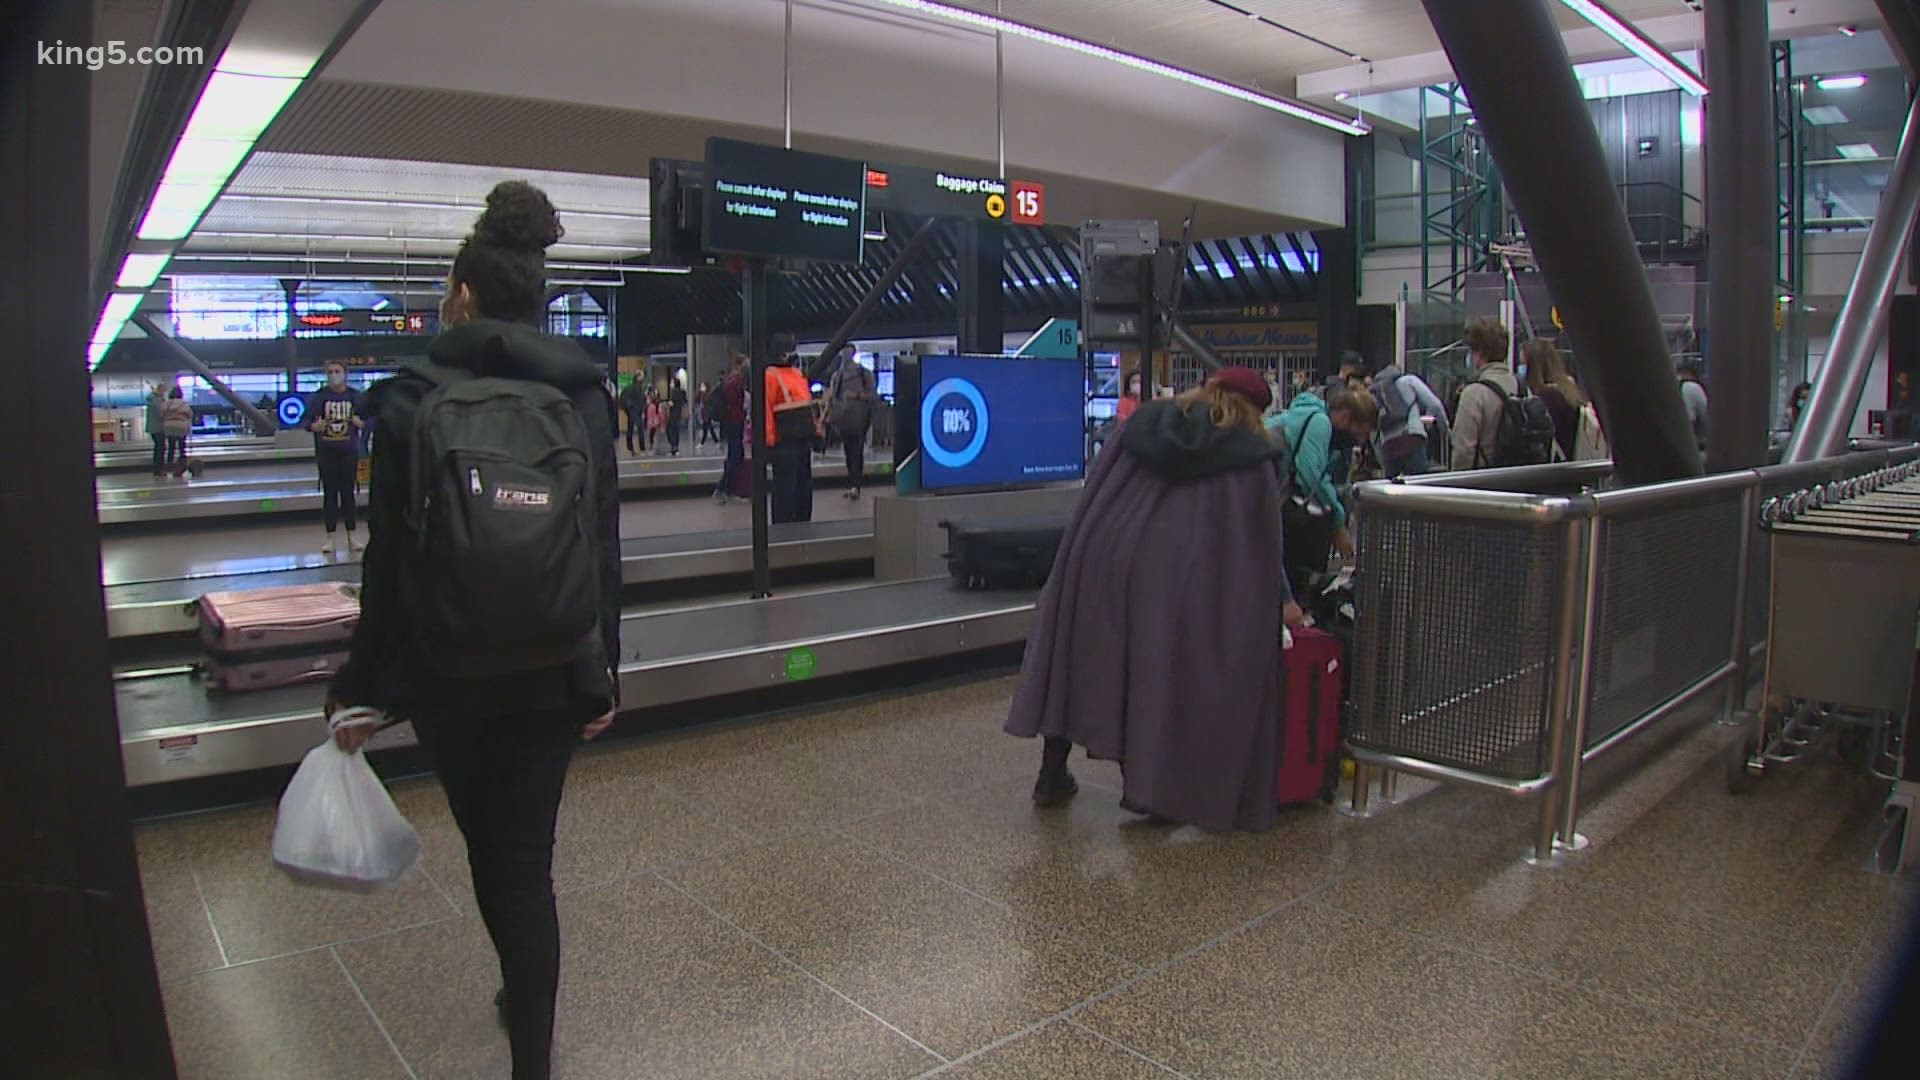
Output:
[1517,364,1529,382]
[327,371,346,388]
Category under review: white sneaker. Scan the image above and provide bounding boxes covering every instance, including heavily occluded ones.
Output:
[346,532,362,553]
[713,490,726,505]
[322,536,336,556]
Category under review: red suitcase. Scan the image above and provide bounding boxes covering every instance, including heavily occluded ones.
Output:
[1277,626,1345,805]
[198,584,359,693]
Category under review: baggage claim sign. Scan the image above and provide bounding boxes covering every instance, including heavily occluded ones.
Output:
[864,162,1045,226]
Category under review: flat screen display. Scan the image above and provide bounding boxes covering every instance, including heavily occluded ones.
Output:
[703,138,866,264]
[919,354,1085,491]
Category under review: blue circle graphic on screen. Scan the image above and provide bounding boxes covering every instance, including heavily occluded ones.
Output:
[276,394,307,428]
[921,377,990,468]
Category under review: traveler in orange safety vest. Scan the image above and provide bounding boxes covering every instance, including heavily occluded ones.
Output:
[764,332,817,523]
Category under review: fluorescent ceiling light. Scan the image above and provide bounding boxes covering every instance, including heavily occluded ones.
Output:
[1836,143,1880,159]
[182,70,302,141]
[1802,106,1848,125]
[217,193,649,221]
[862,0,1368,135]
[88,342,112,369]
[135,69,302,241]
[1557,0,1708,95]
[371,297,390,311]
[100,292,143,326]
[117,253,171,289]
[1817,74,1868,90]
[187,230,640,251]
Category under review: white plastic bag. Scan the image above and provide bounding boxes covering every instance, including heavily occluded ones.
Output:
[271,709,420,892]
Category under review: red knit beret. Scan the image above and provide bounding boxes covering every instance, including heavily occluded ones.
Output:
[1207,366,1273,412]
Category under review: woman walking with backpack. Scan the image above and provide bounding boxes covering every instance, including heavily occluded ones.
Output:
[328,180,622,1080]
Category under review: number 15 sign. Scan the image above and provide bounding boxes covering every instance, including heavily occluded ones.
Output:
[1010,180,1045,226]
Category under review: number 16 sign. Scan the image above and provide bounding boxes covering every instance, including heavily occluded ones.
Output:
[1010,180,1046,226]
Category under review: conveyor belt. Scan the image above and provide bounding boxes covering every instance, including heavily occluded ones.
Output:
[95,441,302,472]
[98,457,894,525]
[117,578,1034,785]
[103,520,873,638]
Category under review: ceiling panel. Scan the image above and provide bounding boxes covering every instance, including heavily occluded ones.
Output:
[940,0,1708,89]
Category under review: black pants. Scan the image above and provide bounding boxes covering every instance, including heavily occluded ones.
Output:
[1281,502,1337,605]
[623,410,643,453]
[717,422,745,498]
[163,435,187,469]
[770,438,813,523]
[841,423,868,490]
[667,413,683,454]
[151,434,166,475]
[317,449,357,533]
[414,712,579,1080]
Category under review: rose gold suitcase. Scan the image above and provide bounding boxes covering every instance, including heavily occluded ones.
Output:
[198,584,359,693]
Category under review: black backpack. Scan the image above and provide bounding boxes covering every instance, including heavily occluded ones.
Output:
[1476,379,1557,468]
[405,361,601,678]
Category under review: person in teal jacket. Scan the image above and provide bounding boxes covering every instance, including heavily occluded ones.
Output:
[1268,385,1377,600]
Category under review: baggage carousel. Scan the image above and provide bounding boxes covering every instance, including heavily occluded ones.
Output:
[103,520,874,638]
[116,577,1035,786]
[97,454,893,525]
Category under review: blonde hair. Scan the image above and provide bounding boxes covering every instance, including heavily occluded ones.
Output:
[1328,385,1379,430]
[1176,382,1266,435]
[1522,338,1586,407]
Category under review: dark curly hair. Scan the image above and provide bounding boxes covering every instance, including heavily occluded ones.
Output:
[450,180,564,324]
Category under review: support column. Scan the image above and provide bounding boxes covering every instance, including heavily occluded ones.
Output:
[1705,0,1775,470]
[1,0,175,1072]
[1419,0,1701,484]
[957,220,1006,355]
[1785,90,1920,462]
[743,259,773,598]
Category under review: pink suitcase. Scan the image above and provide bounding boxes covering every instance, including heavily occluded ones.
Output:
[198,584,359,693]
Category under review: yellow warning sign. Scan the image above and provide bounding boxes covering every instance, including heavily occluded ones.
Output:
[984,193,1007,219]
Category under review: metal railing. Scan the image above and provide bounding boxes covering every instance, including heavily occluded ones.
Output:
[1343,447,1920,864]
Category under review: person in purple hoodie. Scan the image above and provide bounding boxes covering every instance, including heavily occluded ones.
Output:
[306,360,366,556]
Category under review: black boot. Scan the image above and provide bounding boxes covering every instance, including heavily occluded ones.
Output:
[1033,736,1078,807]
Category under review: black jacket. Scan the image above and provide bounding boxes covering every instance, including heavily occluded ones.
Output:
[331,319,623,723]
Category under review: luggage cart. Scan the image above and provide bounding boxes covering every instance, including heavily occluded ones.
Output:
[1739,463,1920,874]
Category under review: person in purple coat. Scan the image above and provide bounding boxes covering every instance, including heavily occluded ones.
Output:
[1006,366,1307,831]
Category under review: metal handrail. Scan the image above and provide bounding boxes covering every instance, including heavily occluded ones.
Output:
[1346,446,1906,865]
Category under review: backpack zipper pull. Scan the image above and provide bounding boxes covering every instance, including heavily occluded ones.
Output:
[469,467,483,496]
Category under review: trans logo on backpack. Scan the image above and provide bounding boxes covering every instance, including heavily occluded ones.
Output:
[921,377,991,469]
[492,484,553,512]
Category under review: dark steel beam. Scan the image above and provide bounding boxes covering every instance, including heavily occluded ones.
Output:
[1876,0,1920,81]
[806,218,937,381]
[1787,89,1920,461]
[1420,0,1700,482]
[131,314,278,433]
[1704,0,1776,470]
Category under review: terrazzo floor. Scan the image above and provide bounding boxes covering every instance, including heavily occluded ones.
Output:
[135,676,1916,1079]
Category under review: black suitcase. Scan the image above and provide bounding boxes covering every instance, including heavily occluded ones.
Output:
[940,516,1067,590]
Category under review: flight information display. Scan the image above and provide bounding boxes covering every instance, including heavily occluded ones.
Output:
[703,138,866,264]
[919,354,1086,491]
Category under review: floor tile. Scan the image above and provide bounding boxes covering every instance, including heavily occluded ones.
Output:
[667,830,1137,1057]
[858,774,1407,967]
[649,735,920,839]
[134,824,225,981]
[1079,901,1789,1080]
[160,948,409,1080]
[1794,892,1918,1078]
[947,1020,1181,1079]
[339,874,939,1080]
[183,800,458,964]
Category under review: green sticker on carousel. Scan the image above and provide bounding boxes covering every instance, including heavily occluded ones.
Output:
[260,499,276,510]
[784,647,818,681]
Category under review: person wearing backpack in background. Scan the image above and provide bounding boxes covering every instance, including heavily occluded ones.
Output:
[1271,385,1378,602]
[1451,317,1555,469]
[328,181,621,1080]
[826,348,877,500]
[1370,360,1449,478]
